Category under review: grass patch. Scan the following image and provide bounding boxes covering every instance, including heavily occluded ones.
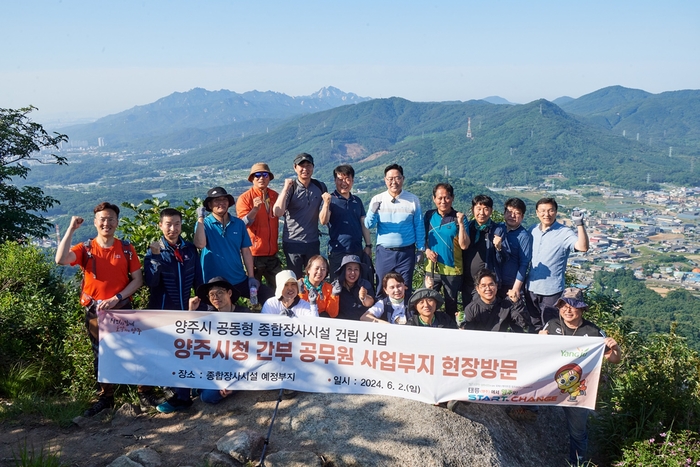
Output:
[11,440,64,467]
[0,395,88,427]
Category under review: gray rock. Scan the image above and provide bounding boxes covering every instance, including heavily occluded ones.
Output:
[202,452,236,467]
[264,393,569,467]
[112,403,140,427]
[127,447,162,467]
[264,451,323,467]
[106,455,143,467]
[216,429,265,464]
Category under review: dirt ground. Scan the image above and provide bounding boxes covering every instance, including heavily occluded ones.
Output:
[0,390,296,467]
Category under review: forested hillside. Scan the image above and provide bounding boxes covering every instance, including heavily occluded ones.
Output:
[592,269,700,350]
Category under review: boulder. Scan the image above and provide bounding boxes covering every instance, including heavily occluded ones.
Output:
[216,429,265,464]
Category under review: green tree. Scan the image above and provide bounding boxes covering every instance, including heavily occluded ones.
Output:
[0,242,84,396]
[0,107,68,242]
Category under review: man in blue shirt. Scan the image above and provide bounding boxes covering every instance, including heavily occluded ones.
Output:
[499,198,532,303]
[194,186,259,300]
[526,197,589,330]
[365,164,425,296]
[320,164,372,280]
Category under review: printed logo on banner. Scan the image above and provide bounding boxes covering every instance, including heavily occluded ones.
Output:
[560,347,589,358]
[554,363,587,402]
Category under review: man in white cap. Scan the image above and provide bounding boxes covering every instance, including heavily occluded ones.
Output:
[236,163,281,288]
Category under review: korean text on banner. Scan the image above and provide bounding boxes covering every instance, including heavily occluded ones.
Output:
[99,310,606,409]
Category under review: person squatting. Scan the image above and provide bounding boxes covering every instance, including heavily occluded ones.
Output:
[58,155,617,465]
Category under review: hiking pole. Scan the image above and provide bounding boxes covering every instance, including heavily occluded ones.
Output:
[257,388,285,467]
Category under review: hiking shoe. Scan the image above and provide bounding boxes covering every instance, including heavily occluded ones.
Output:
[446,400,460,412]
[138,391,164,410]
[506,406,538,422]
[156,396,193,414]
[83,396,114,417]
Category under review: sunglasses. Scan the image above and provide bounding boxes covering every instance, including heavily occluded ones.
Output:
[254,172,270,178]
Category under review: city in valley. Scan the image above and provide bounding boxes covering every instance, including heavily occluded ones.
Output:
[36,145,700,299]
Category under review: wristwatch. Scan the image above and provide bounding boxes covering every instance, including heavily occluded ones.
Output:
[116,293,123,301]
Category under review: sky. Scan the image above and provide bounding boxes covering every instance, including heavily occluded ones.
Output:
[3,0,700,125]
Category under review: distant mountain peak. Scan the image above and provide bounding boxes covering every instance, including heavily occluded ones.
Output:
[481,96,517,105]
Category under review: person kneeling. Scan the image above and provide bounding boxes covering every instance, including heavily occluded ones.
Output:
[262,270,317,317]
[407,288,456,328]
[157,277,248,412]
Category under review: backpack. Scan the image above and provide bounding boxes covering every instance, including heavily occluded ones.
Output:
[81,238,134,279]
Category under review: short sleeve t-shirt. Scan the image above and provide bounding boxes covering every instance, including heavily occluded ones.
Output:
[71,239,141,303]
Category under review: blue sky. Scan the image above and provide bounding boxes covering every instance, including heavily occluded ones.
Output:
[3,0,699,123]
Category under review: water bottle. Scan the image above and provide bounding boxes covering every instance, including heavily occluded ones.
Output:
[249,286,258,306]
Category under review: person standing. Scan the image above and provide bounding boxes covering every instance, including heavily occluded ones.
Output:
[526,198,589,330]
[423,183,468,320]
[194,186,260,301]
[55,202,148,417]
[539,288,621,465]
[499,198,532,302]
[462,194,505,306]
[273,153,328,278]
[236,163,281,289]
[364,164,425,296]
[319,164,372,281]
[144,207,202,414]
[145,208,202,311]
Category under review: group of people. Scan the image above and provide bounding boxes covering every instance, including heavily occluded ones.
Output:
[55,153,620,465]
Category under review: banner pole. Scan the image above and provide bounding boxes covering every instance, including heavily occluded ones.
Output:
[257,388,285,467]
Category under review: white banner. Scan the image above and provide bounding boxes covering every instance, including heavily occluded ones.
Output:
[99,310,606,409]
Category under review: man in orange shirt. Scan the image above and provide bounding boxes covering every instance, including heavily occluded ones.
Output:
[236,163,281,289]
[56,202,145,417]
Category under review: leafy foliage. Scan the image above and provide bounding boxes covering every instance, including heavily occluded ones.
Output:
[595,326,700,462]
[615,430,700,467]
[591,269,700,349]
[0,107,68,242]
[0,242,83,396]
[118,197,202,258]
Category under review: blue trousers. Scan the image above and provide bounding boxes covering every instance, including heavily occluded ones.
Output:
[563,406,590,464]
[375,245,416,297]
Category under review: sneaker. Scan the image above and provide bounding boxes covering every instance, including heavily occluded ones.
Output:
[156,396,193,414]
[506,406,538,422]
[446,400,460,412]
[83,396,114,417]
[138,391,165,410]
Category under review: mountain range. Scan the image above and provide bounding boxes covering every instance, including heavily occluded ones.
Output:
[32,84,700,223]
[59,86,371,146]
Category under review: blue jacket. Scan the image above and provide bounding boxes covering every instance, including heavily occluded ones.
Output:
[145,237,202,310]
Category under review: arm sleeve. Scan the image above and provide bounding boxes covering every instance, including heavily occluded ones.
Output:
[364,195,379,229]
[143,250,161,288]
[414,198,425,250]
[516,231,533,283]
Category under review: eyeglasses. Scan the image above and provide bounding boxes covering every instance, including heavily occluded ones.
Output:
[254,172,270,178]
[208,290,227,299]
[385,176,403,182]
[479,283,497,289]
